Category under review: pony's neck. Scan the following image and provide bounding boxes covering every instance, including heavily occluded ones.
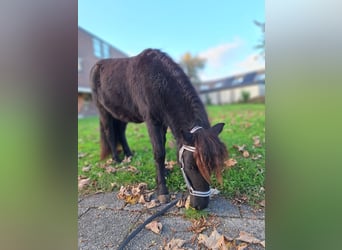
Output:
[167,103,210,146]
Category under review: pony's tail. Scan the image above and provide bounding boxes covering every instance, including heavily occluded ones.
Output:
[89,62,111,160]
[89,63,101,93]
[99,121,111,160]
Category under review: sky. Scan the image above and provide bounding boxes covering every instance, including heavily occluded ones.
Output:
[78,0,264,81]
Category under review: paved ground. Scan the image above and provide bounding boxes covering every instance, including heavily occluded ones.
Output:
[78,192,265,249]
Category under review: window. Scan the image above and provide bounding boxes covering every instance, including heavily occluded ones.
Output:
[92,38,102,58]
[78,57,82,72]
[254,73,265,82]
[214,82,223,88]
[200,85,209,91]
[232,77,243,86]
[102,43,110,58]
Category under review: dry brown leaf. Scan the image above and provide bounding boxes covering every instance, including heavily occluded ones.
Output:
[164,238,186,250]
[106,158,113,164]
[242,150,250,158]
[251,154,262,160]
[105,166,117,173]
[260,240,265,247]
[145,220,162,234]
[237,242,248,250]
[185,196,191,209]
[233,144,246,152]
[198,229,230,250]
[78,152,87,158]
[122,155,132,163]
[225,158,237,168]
[236,231,261,244]
[259,199,265,207]
[125,195,139,205]
[165,160,177,170]
[78,177,90,190]
[82,166,91,172]
[125,165,139,173]
[189,217,209,234]
[210,188,220,196]
[176,198,186,208]
[145,199,160,209]
[253,136,262,147]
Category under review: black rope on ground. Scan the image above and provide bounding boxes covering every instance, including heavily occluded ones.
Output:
[117,198,179,250]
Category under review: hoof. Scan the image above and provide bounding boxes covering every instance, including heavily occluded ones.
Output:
[158,194,170,204]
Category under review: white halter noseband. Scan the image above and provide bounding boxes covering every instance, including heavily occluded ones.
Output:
[179,126,211,198]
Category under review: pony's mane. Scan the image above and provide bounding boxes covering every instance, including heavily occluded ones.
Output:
[139,49,209,130]
[193,129,228,184]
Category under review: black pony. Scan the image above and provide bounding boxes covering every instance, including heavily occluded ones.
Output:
[90,49,228,210]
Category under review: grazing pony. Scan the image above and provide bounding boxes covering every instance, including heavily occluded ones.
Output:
[90,49,228,210]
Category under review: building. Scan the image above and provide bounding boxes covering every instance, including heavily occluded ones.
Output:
[199,69,265,105]
[78,27,128,117]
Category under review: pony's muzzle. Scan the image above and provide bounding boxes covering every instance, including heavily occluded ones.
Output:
[190,195,209,210]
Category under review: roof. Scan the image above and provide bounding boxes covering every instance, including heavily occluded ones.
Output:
[199,69,265,94]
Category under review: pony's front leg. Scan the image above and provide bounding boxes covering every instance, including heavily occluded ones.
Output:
[146,121,169,203]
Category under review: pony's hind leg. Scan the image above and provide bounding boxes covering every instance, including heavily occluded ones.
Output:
[98,107,121,162]
[116,120,132,158]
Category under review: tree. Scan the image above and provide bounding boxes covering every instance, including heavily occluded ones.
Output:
[254,20,265,59]
[179,52,206,90]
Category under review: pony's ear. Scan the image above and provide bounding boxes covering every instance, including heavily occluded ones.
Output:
[211,123,225,135]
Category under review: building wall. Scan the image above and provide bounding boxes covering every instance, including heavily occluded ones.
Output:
[78,27,128,117]
[200,84,263,105]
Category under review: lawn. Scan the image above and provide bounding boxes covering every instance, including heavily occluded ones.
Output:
[78,104,265,206]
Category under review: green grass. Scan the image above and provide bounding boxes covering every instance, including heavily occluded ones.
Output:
[78,104,265,206]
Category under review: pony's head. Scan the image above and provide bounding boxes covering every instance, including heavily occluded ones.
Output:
[180,123,228,210]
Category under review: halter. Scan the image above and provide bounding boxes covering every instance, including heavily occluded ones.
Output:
[178,126,211,198]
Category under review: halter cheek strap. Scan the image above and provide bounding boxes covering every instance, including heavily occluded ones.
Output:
[179,126,212,198]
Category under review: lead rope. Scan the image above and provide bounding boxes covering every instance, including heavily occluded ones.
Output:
[117,199,179,250]
[117,126,209,249]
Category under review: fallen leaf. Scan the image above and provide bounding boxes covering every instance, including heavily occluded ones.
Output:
[259,199,265,207]
[145,199,160,209]
[237,242,248,250]
[125,165,139,173]
[106,158,113,164]
[236,231,262,244]
[145,220,162,234]
[98,205,107,210]
[122,156,132,163]
[164,238,186,250]
[233,144,246,152]
[78,152,87,158]
[251,154,262,160]
[82,166,91,172]
[176,198,186,208]
[253,136,262,147]
[105,166,117,173]
[210,188,220,197]
[125,195,139,205]
[165,160,177,170]
[198,229,230,250]
[138,195,147,204]
[188,217,209,234]
[78,177,90,190]
[185,196,191,210]
[260,240,265,247]
[242,150,250,158]
[225,158,237,168]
